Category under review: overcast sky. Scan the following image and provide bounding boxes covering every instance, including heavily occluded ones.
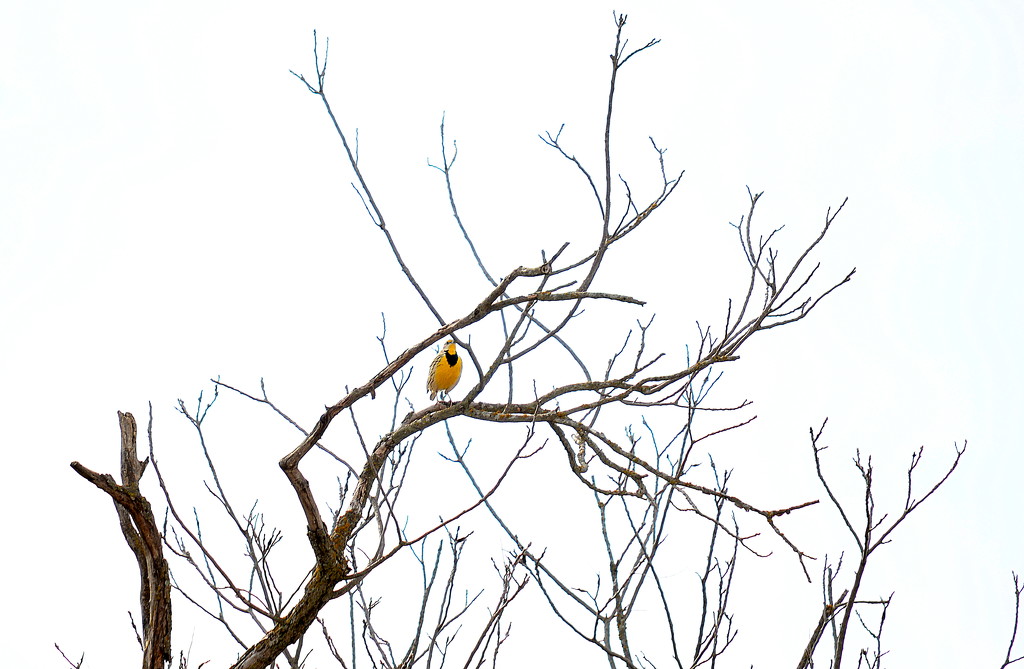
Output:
[2,2,1022,667]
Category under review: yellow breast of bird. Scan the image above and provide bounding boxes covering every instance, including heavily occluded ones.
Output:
[433,351,462,392]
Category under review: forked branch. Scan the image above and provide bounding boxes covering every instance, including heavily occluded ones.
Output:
[70,412,172,669]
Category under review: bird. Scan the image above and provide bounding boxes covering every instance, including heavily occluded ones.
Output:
[426,339,463,401]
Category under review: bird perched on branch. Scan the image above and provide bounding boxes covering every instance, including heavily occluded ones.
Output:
[426,339,463,401]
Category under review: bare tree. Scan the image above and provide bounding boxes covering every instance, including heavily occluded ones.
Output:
[68,13,1009,669]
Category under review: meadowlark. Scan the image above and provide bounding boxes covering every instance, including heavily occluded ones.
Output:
[426,339,463,401]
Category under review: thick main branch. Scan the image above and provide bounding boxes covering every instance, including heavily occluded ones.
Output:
[70,412,172,669]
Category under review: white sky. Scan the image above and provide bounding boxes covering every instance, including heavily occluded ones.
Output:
[2,2,1022,667]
